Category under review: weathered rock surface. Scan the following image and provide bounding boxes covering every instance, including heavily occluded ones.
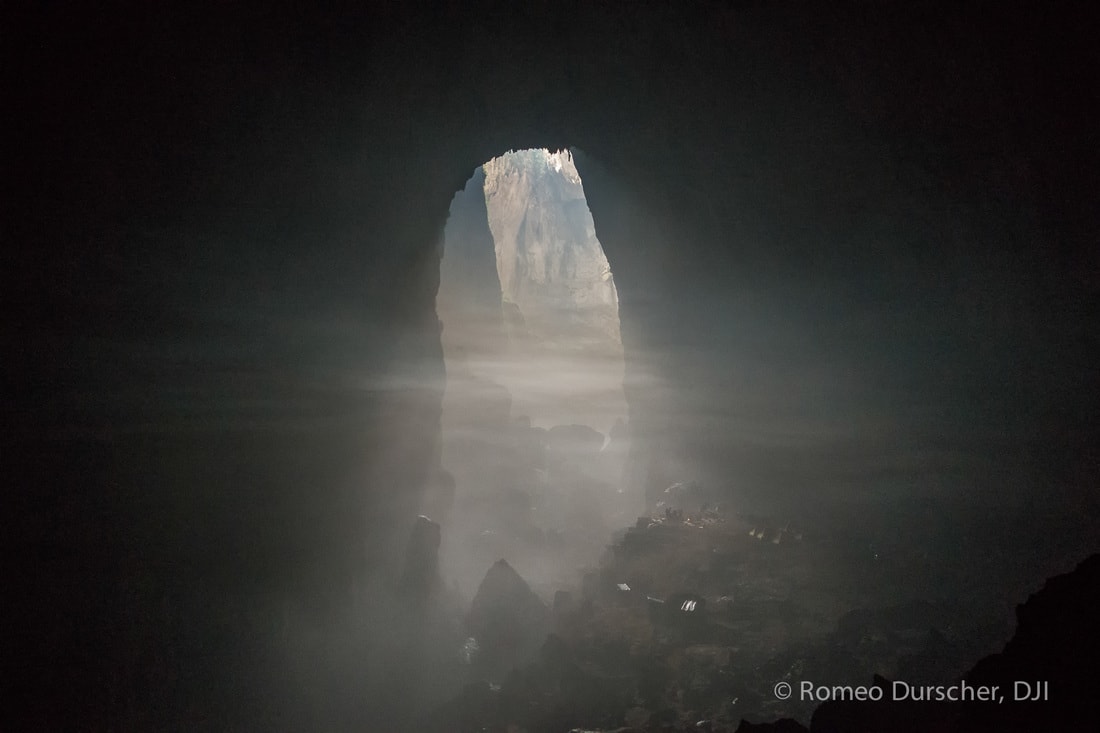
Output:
[435,518,1100,733]
[483,149,621,351]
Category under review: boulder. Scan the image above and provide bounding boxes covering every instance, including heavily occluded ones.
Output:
[467,559,550,673]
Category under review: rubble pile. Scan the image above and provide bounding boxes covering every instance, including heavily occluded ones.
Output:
[427,481,1027,732]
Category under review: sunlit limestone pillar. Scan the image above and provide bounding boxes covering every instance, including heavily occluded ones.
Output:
[435,147,631,516]
[478,148,626,432]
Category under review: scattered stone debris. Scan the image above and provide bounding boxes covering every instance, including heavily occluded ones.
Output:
[746,523,803,545]
[663,480,709,513]
[436,497,1100,733]
[646,592,706,630]
[646,596,665,623]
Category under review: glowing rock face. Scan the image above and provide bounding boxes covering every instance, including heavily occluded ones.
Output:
[438,148,627,433]
[482,148,621,351]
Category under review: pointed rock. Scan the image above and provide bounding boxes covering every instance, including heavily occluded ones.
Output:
[466,559,549,672]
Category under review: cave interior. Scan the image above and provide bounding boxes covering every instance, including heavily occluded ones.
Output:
[7,1,1099,731]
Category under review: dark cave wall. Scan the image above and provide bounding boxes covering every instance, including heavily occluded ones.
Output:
[437,166,504,357]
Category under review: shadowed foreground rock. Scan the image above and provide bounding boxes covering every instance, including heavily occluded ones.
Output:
[808,674,955,733]
[736,719,810,733]
[401,515,443,598]
[432,552,1099,732]
[467,559,550,675]
[953,552,1100,732]
[808,553,1100,732]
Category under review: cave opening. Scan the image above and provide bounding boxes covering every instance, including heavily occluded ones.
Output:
[431,148,633,596]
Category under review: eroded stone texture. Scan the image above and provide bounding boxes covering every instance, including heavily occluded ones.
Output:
[483,149,621,351]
